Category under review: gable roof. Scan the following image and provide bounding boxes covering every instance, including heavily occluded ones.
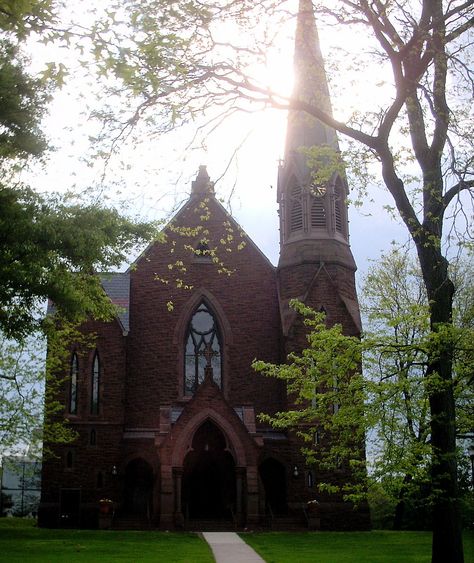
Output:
[130,167,276,272]
[278,262,362,336]
[46,272,130,334]
[100,272,130,334]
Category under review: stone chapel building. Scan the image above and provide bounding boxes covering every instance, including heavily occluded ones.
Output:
[39,1,370,531]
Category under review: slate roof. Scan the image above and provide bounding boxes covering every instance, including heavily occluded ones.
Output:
[46,272,130,334]
[100,272,130,334]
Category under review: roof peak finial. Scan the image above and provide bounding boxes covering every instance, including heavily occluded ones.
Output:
[191,165,215,196]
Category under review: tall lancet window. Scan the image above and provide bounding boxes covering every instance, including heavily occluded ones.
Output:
[91,351,100,415]
[69,353,78,415]
[184,302,222,396]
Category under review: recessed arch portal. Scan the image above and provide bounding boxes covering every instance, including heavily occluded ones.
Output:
[182,420,236,519]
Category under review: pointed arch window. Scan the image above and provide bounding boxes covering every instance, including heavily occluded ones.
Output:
[290,184,304,233]
[69,353,79,415]
[184,302,222,396]
[91,352,100,415]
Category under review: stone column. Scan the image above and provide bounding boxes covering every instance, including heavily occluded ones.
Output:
[246,465,260,525]
[235,466,245,525]
[173,467,184,528]
[160,464,174,529]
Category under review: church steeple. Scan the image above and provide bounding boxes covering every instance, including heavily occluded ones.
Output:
[284,0,338,168]
[277,0,355,271]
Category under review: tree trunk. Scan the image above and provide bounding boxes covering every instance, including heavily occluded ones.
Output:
[393,497,406,531]
[393,473,413,531]
[417,248,464,563]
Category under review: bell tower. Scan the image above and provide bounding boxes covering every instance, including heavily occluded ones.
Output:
[277,0,361,340]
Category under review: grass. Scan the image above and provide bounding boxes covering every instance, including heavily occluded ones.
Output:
[1,519,473,562]
[241,530,474,563]
[0,519,213,563]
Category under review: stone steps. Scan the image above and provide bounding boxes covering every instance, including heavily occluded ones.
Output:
[185,519,236,532]
[112,516,152,530]
[266,515,308,531]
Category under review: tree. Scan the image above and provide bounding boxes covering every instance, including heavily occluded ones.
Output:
[0,1,157,453]
[253,300,368,503]
[0,184,157,340]
[361,248,474,530]
[18,0,473,559]
[254,251,473,528]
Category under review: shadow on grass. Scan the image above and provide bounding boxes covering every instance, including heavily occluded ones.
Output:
[241,530,474,563]
[0,519,213,563]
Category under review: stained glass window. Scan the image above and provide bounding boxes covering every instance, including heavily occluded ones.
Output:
[69,353,78,414]
[91,352,100,415]
[184,303,222,396]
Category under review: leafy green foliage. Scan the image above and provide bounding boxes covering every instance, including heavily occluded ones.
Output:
[0,335,46,454]
[0,40,49,158]
[0,1,57,39]
[254,300,368,503]
[255,251,473,519]
[0,183,157,339]
[0,323,81,458]
[0,0,159,455]
[362,250,473,467]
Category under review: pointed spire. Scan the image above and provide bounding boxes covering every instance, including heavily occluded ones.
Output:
[285,0,338,170]
[277,0,355,271]
[191,165,215,196]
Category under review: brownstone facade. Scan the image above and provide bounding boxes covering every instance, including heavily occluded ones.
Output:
[39,0,370,531]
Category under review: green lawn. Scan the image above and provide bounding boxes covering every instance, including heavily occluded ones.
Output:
[2,520,473,563]
[0,519,213,563]
[241,530,474,563]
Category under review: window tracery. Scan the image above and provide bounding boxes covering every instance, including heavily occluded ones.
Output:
[184,302,222,396]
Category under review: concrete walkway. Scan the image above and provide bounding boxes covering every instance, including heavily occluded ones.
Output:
[202,532,265,563]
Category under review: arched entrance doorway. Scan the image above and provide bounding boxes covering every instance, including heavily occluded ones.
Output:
[259,458,287,515]
[124,458,153,517]
[182,420,236,519]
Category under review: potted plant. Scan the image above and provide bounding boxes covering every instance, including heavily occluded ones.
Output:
[99,498,113,515]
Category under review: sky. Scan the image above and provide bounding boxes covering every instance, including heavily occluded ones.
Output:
[26,1,409,289]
